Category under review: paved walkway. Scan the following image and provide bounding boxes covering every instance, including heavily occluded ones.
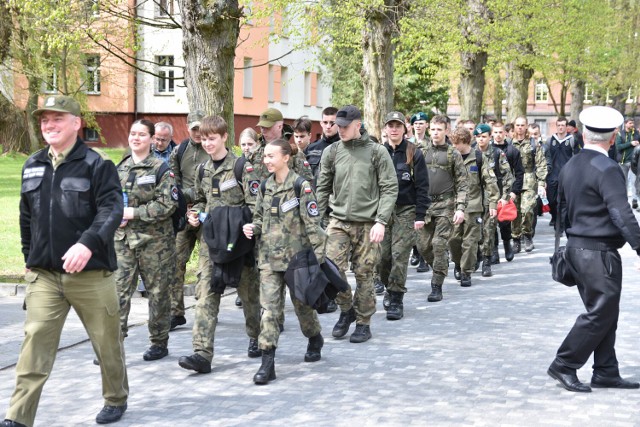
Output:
[2,214,640,426]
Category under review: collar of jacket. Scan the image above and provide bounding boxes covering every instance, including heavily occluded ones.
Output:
[125,154,157,169]
[385,138,408,153]
[211,151,237,173]
[431,141,448,150]
[266,169,298,192]
[34,137,87,164]
[342,131,371,147]
[322,132,340,145]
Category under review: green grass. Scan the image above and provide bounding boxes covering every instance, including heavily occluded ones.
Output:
[0,148,198,283]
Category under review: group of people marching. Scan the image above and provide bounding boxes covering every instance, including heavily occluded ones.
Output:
[7,92,637,427]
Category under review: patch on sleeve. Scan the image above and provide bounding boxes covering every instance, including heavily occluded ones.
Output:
[248,180,260,196]
[171,186,179,201]
[303,161,310,167]
[246,165,254,172]
[304,187,313,194]
[306,201,319,216]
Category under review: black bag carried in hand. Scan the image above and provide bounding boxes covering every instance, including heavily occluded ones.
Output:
[550,245,576,287]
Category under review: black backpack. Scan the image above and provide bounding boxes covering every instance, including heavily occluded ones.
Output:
[121,156,187,235]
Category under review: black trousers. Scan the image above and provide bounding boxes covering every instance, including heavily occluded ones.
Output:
[547,180,559,222]
[555,247,622,376]
[496,220,512,242]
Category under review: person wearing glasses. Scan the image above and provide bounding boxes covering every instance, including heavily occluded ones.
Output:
[305,107,340,183]
[152,122,177,164]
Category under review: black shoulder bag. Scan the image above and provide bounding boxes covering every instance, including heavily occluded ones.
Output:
[549,212,577,287]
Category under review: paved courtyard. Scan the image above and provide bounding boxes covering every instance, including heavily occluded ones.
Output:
[1,214,640,426]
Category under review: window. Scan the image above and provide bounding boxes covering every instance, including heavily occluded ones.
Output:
[280,66,288,104]
[243,58,253,98]
[304,72,311,106]
[156,55,175,94]
[85,55,101,94]
[268,65,275,102]
[84,128,99,142]
[627,86,636,104]
[534,79,548,102]
[584,83,594,104]
[156,0,174,17]
[43,68,57,94]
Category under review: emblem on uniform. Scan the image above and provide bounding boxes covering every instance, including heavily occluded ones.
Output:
[280,198,300,213]
[304,187,312,194]
[45,97,56,107]
[475,217,483,224]
[171,186,179,201]
[169,172,175,178]
[469,165,478,173]
[401,172,411,181]
[552,140,557,146]
[307,201,319,216]
[220,178,238,191]
[303,161,309,167]
[246,165,254,172]
[137,175,156,185]
[249,180,260,196]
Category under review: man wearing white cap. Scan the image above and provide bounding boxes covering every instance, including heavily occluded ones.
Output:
[548,106,640,393]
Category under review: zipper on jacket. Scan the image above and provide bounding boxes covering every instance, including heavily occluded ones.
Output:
[49,168,56,268]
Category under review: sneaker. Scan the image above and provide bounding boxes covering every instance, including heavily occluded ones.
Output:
[178,353,212,374]
[170,315,186,331]
[96,403,127,424]
[349,324,372,343]
[142,345,168,361]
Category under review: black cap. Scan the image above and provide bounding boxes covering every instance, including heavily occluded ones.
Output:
[567,119,577,127]
[335,105,362,127]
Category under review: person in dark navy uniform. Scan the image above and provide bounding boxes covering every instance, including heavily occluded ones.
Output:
[548,106,640,393]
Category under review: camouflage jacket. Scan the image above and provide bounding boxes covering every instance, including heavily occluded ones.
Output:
[482,145,514,201]
[421,142,468,215]
[191,151,259,214]
[168,138,210,204]
[252,170,326,271]
[462,148,500,213]
[115,155,177,249]
[512,138,548,189]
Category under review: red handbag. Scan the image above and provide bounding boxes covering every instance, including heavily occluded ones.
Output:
[497,199,518,222]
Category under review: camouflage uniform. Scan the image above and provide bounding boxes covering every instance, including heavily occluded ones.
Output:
[115,155,177,348]
[417,142,468,285]
[189,151,261,361]
[480,147,514,258]
[169,139,211,316]
[252,171,326,350]
[449,149,499,275]
[316,132,398,326]
[511,138,548,241]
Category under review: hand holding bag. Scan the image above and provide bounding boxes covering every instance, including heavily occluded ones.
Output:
[497,199,518,222]
[549,217,577,287]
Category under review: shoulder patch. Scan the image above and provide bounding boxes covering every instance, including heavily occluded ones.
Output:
[304,187,312,194]
[303,160,310,167]
[171,186,179,201]
[248,180,260,196]
[306,200,319,216]
[246,165,254,172]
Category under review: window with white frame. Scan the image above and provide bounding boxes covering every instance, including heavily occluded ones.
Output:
[304,72,312,106]
[243,58,253,98]
[156,0,174,17]
[85,55,101,94]
[84,128,99,141]
[280,66,288,104]
[534,79,548,102]
[156,55,175,94]
[43,68,57,94]
[584,83,594,103]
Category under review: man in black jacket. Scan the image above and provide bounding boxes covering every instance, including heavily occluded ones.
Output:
[548,106,640,393]
[304,106,340,184]
[3,95,128,427]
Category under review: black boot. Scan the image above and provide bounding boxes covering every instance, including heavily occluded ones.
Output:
[410,246,420,266]
[503,239,514,262]
[460,273,472,287]
[253,348,276,384]
[524,234,534,252]
[475,247,482,271]
[453,264,461,281]
[427,280,443,302]
[382,292,390,311]
[374,278,385,295]
[386,292,404,320]
[304,334,324,362]
[248,338,261,358]
[416,257,430,272]
[513,237,521,254]
[331,307,356,338]
[490,245,500,265]
[482,256,492,277]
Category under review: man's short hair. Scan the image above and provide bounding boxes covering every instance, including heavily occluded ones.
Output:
[493,121,505,129]
[293,116,312,133]
[451,127,471,145]
[431,114,448,126]
[155,121,174,135]
[528,123,540,131]
[584,128,615,144]
[504,123,514,132]
[556,116,567,125]
[322,107,338,116]
[200,115,227,136]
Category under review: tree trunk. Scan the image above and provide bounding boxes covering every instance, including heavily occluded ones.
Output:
[570,79,585,127]
[180,0,240,145]
[361,1,400,141]
[492,71,504,120]
[459,51,487,123]
[505,61,533,122]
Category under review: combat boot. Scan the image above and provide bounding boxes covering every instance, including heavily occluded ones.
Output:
[332,307,356,338]
[410,247,420,266]
[178,353,211,374]
[453,264,461,280]
[427,278,442,302]
[503,239,514,262]
[475,247,483,271]
[374,278,385,295]
[513,237,521,253]
[416,257,430,272]
[460,273,472,287]
[248,338,261,358]
[482,257,492,277]
[524,235,534,252]
[253,348,276,384]
[490,246,500,265]
[304,334,324,362]
[349,324,372,343]
[382,292,390,311]
[386,292,404,320]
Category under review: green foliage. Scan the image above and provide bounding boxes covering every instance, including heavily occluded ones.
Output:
[0,153,27,278]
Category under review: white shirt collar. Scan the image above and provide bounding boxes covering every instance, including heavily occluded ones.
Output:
[582,144,608,156]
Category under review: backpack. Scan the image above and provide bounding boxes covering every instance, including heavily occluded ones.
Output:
[121,156,187,235]
[260,175,307,199]
[197,155,247,188]
[176,140,190,166]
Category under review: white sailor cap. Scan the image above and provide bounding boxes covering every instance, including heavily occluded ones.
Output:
[579,106,623,133]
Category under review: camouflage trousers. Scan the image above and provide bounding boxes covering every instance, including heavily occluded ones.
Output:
[481,211,497,257]
[512,173,538,238]
[449,211,483,274]
[115,235,174,348]
[417,213,453,284]
[258,269,321,350]
[171,224,209,316]
[379,205,416,294]
[326,218,379,325]
[191,264,261,361]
